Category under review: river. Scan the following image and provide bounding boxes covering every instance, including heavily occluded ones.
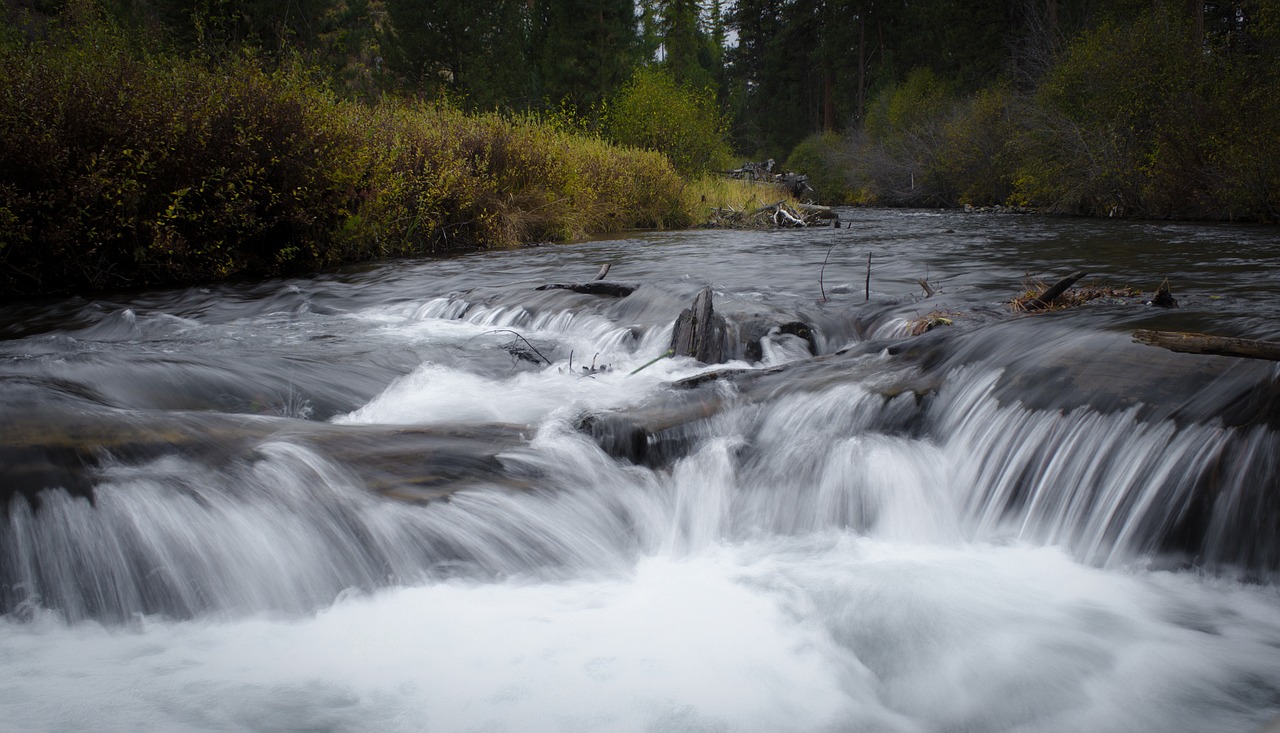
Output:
[1,208,1279,732]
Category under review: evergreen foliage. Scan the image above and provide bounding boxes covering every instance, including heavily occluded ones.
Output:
[653,0,717,91]
[384,0,531,109]
[531,0,639,109]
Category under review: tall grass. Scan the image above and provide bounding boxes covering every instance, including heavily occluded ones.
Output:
[681,176,793,217]
[0,17,690,297]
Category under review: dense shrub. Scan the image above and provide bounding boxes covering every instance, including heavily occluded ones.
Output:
[0,15,690,297]
[357,105,687,252]
[604,67,734,176]
[934,84,1018,207]
[1010,14,1193,216]
[0,22,364,290]
[844,67,958,207]
[783,133,852,205]
[1011,8,1280,220]
[809,6,1278,221]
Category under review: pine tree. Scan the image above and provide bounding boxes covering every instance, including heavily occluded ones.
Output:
[384,0,532,108]
[657,0,713,90]
[531,0,640,109]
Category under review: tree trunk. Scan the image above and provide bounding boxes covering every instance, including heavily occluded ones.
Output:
[857,17,866,122]
[823,70,836,132]
[536,282,637,297]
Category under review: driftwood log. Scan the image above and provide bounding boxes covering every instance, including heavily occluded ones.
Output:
[796,203,837,219]
[797,202,839,227]
[536,282,638,297]
[707,201,838,229]
[1133,329,1280,361]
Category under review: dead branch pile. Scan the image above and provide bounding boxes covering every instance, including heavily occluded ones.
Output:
[704,201,839,230]
[1010,272,1143,312]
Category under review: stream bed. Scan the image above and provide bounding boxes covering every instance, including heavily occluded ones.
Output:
[2,208,1279,732]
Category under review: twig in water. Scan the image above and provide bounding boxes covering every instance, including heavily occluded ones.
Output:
[484,329,552,365]
[919,265,936,298]
[819,241,836,302]
[865,252,872,302]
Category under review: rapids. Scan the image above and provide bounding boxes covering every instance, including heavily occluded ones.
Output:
[2,209,1279,732]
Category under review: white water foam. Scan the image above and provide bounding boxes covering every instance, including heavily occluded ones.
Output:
[7,269,1280,732]
[2,538,1278,733]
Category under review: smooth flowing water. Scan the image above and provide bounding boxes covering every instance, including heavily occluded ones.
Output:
[2,209,1279,732]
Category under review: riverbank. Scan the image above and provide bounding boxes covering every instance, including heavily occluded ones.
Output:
[0,21,778,299]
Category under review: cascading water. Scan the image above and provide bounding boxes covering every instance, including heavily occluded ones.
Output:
[2,210,1279,732]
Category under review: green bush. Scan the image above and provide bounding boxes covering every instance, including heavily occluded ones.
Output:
[0,19,364,290]
[604,67,734,176]
[0,14,691,297]
[935,84,1018,207]
[843,67,960,207]
[1007,7,1280,220]
[1009,14,1190,215]
[863,67,955,145]
[783,133,852,205]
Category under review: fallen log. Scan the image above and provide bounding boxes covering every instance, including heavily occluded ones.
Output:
[536,282,638,297]
[580,348,939,466]
[750,200,788,216]
[1132,329,1280,361]
[705,200,834,229]
[795,202,837,219]
[774,205,806,228]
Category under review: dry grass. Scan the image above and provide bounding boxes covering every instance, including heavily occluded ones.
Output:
[684,177,798,228]
[905,310,963,336]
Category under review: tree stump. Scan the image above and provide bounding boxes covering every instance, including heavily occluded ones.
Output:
[670,287,727,364]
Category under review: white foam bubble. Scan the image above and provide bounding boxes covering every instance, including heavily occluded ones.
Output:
[3,540,1278,733]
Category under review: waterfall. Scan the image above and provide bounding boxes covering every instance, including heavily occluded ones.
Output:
[4,354,1275,622]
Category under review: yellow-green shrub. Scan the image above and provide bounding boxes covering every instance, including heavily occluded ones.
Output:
[0,19,364,291]
[604,67,734,176]
[783,133,852,205]
[0,14,692,297]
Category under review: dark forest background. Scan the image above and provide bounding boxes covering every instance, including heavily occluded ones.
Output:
[8,0,1280,218]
